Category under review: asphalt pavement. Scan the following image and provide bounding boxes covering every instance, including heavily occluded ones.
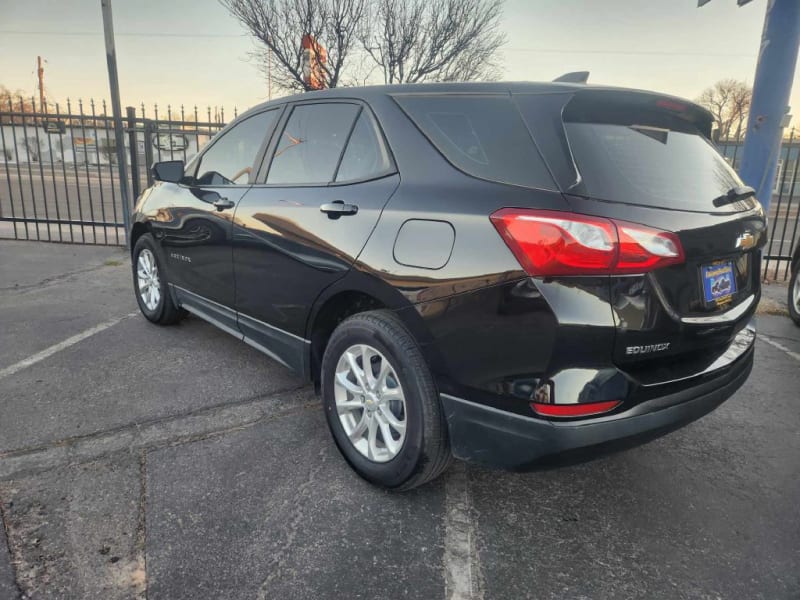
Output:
[0,240,798,599]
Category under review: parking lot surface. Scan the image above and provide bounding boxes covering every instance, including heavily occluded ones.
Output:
[0,240,798,599]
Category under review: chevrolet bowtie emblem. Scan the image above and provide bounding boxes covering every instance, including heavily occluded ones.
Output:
[735,231,756,250]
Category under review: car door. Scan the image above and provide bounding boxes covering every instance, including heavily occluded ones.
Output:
[232,101,399,372]
[157,109,280,332]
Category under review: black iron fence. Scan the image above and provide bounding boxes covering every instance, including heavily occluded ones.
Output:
[1,96,799,281]
[0,96,231,245]
[718,129,800,281]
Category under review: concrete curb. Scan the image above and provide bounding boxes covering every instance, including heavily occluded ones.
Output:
[756,296,790,316]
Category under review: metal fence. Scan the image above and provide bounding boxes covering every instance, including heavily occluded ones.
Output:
[1,97,799,280]
[0,96,231,245]
[718,129,800,280]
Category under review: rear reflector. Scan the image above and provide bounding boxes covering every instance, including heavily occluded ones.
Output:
[531,400,621,417]
[490,209,684,276]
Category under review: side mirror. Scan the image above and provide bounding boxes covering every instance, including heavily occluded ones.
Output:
[151,160,184,183]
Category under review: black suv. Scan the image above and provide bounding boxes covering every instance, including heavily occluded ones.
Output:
[130,82,766,490]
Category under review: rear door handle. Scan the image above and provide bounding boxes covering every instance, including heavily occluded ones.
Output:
[213,198,235,211]
[320,200,358,218]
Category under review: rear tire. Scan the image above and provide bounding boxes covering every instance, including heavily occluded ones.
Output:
[132,233,185,325]
[789,265,800,326]
[321,310,452,490]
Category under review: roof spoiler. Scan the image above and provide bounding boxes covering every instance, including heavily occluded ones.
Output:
[564,89,715,139]
[553,71,590,84]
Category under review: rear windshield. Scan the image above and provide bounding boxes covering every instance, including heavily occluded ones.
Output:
[394,94,556,190]
[565,122,746,211]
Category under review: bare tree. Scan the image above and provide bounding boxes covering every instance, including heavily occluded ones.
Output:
[359,0,505,84]
[696,79,752,141]
[0,87,37,125]
[220,0,367,92]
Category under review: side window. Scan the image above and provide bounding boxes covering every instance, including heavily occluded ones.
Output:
[267,103,359,185]
[335,111,393,183]
[393,94,556,190]
[195,109,278,186]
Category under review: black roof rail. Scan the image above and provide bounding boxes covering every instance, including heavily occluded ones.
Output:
[553,71,590,84]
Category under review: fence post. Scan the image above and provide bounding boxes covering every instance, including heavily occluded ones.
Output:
[143,119,155,187]
[126,106,140,199]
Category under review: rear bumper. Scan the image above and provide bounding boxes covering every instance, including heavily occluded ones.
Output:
[441,340,753,470]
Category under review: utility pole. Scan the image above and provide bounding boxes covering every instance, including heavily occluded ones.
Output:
[36,55,45,113]
[738,0,800,213]
[101,0,132,247]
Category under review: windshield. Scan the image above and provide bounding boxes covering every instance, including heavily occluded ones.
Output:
[565,122,748,212]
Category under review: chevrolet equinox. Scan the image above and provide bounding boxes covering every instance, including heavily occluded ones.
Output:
[130,82,766,490]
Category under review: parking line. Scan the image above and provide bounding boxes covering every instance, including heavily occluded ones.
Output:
[759,334,800,363]
[0,312,137,380]
[444,462,481,600]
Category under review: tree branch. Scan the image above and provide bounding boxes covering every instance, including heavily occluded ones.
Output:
[357,0,505,85]
[220,0,365,92]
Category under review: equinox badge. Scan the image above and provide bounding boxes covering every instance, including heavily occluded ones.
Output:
[626,343,670,355]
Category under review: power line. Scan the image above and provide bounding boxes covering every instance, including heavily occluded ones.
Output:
[506,47,754,58]
[0,30,246,38]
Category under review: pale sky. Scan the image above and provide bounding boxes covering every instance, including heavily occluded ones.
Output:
[1,0,798,119]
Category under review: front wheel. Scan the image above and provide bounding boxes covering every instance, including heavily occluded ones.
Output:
[789,265,800,326]
[132,233,185,325]
[321,310,451,490]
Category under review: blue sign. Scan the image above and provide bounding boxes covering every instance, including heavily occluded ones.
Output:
[701,262,737,303]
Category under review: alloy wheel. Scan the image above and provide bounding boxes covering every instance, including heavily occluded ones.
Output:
[137,248,161,312]
[794,271,800,313]
[333,344,407,463]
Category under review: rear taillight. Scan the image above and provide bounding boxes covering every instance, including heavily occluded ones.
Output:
[490,209,684,276]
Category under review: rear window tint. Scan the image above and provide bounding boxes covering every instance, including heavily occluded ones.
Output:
[394,94,556,190]
[565,122,746,211]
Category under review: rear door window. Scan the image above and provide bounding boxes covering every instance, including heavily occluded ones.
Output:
[393,94,556,190]
[267,103,360,185]
[334,111,393,183]
[564,122,746,211]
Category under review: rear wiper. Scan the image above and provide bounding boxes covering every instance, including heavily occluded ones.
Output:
[713,185,756,207]
[629,124,669,144]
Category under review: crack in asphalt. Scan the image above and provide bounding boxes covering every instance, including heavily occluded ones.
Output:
[0,258,127,294]
[0,383,309,460]
[255,448,329,600]
[0,385,317,481]
[0,494,23,600]
[135,450,148,600]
